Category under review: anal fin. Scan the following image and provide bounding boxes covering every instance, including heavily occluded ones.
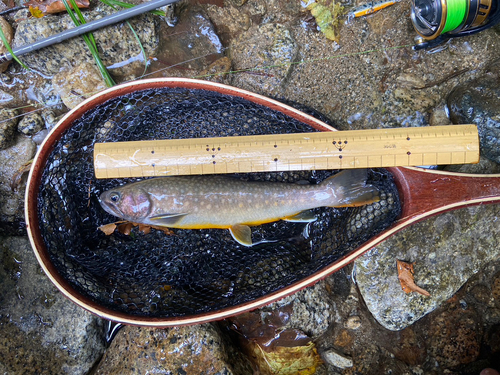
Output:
[229,224,253,247]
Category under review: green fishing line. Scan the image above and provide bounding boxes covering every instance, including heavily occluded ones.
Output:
[442,0,468,33]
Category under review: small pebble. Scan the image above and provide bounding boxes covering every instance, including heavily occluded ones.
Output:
[322,348,353,369]
[346,315,362,330]
[18,112,45,135]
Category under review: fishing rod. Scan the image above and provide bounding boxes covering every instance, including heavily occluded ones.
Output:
[0,0,181,63]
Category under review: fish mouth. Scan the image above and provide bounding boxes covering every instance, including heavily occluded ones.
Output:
[99,192,123,219]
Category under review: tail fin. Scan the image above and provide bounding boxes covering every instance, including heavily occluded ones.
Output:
[321,169,380,207]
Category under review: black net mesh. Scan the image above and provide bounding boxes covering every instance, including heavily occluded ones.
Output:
[37,87,401,318]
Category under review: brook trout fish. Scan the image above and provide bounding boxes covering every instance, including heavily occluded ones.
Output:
[99,169,379,246]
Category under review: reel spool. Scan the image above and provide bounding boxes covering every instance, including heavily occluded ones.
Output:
[411,0,500,49]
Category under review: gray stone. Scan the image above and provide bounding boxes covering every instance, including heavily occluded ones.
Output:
[354,204,500,331]
[322,348,353,369]
[0,134,36,222]
[12,7,159,80]
[230,23,298,95]
[269,280,336,338]
[40,109,60,129]
[0,237,106,374]
[447,72,500,164]
[0,108,18,150]
[94,324,245,374]
[17,112,45,135]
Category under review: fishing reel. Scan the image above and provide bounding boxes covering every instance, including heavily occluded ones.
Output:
[411,0,500,49]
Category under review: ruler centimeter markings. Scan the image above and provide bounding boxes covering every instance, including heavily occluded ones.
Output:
[93,125,479,179]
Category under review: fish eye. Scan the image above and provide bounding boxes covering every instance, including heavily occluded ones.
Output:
[109,192,120,203]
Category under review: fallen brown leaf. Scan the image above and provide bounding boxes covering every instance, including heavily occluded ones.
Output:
[397,260,431,297]
[26,0,89,17]
[98,221,175,237]
[98,222,118,235]
[117,222,134,235]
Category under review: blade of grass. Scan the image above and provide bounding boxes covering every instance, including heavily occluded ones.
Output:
[100,0,166,17]
[61,0,115,87]
[98,0,149,78]
[125,23,148,78]
[0,24,30,70]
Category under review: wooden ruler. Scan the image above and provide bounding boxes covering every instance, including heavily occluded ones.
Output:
[93,124,479,179]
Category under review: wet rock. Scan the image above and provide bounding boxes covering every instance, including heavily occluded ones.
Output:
[94,324,243,374]
[32,129,50,145]
[41,109,60,129]
[0,108,18,150]
[160,3,177,27]
[447,74,500,164]
[227,308,323,374]
[0,237,106,374]
[269,280,335,338]
[428,300,482,368]
[199,56,233,84]
[444,155,500,174]
[392,327,426,366]
[322,348,353,369]
[354,204,500,331]
[230,23,298,95]
[13,8,158,79]
[52,62,107,109]
[147,11,224,78]
[17,112,45,135]
[204,1,265,43]
[429,106,452,126]
[228,0,248,6]
[351,343,410,374]
[0,88,13,105]
[0,135,36,222]
[0,17,13,73]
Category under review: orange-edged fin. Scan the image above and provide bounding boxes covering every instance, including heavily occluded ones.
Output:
[229,224,253,247]
[149,213,188,226]
[283,210,317,222]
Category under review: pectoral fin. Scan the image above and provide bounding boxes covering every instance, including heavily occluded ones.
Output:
[149,213,188,226]
[229,224,253,247]
[283,210,317,222]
